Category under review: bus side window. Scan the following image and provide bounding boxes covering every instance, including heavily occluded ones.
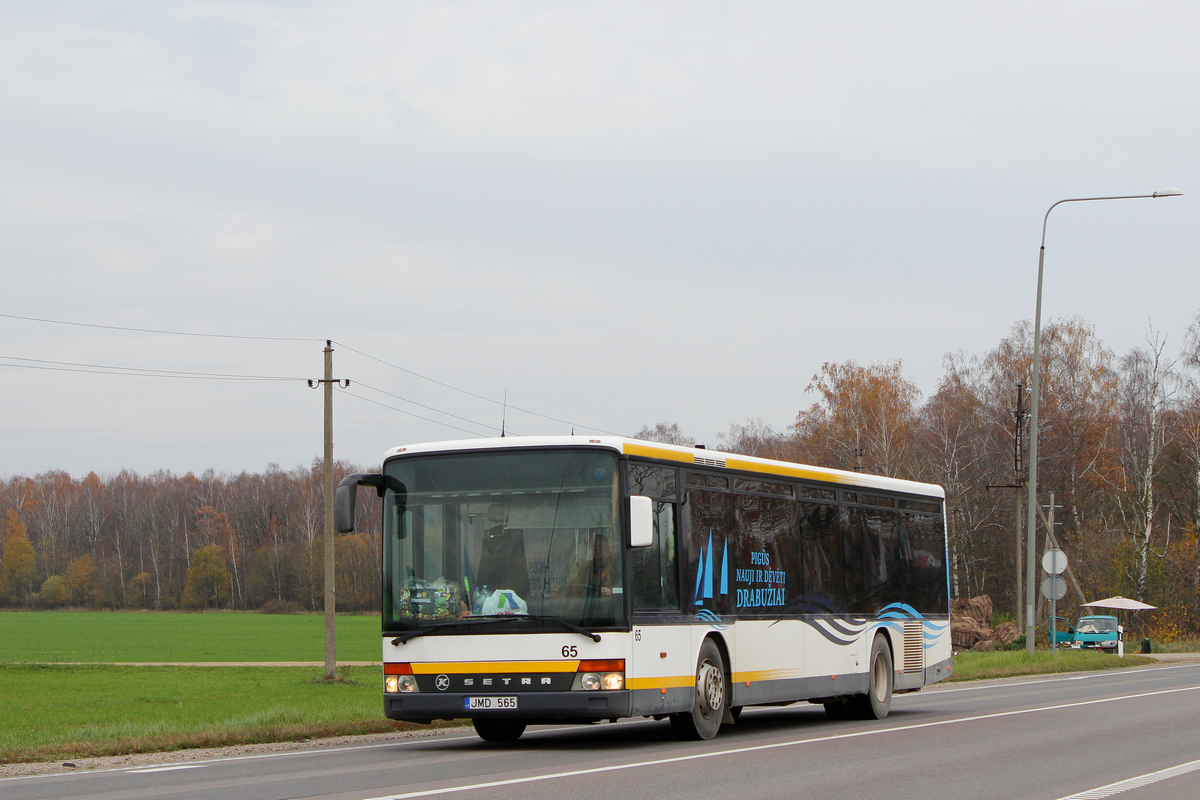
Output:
[633,502,679,610]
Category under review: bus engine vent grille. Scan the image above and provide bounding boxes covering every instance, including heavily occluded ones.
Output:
[902,621,924,673]
[694,456,727,468]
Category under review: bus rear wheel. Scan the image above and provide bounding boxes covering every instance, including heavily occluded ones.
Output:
[473,718,527,743]
[847,635,893,720]
[670,638,726,740]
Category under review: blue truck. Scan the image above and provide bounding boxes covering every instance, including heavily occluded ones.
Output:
[1051,614,1122,654]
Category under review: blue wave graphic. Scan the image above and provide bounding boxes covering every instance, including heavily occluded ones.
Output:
[876,602,925,620]
[693,609,730,630]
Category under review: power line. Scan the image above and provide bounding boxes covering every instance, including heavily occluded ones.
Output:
[333,340,624,436]
[0,312,321,342]
[3,312,623,435]
[353,381,502,434]
[341,390,494,437]
[0,355,305,381]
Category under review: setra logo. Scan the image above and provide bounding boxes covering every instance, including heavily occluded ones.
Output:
[435,675,450,691]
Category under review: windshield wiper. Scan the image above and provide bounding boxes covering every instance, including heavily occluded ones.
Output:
[511,614,602,642]
[390,615,516,645]
[390,614,601,645]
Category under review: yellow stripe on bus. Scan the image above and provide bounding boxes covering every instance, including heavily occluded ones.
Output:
[626,675,695,691]
[723,457,858,486]
[623,443,866,487]
[622,443,696,464]
[410,661,581,674]
[732,669,803,683]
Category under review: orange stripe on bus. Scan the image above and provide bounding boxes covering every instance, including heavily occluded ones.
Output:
[732,669,802,683]
[409,661,581,674]
[626,675,695,690]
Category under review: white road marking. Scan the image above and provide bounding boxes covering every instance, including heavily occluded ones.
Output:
[926,661,1200,694]
[127,764,208,774]
[1055,757,1200,799]
[346,684,1200,800]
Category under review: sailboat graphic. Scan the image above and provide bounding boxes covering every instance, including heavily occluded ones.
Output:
[693,531,729,606]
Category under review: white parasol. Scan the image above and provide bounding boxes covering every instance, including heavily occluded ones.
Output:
[1081,596,1157,611]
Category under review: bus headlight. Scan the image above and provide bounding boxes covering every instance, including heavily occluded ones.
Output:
[572,659,625,691]
[384,663,419,693]
[385,674,419,693]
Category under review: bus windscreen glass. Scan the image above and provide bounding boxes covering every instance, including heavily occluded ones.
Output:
[382,449,623,633]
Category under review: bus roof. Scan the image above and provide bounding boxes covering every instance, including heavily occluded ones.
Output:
[382,436,945,500]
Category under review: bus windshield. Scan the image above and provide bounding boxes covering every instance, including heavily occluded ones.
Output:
[382,448,624,634]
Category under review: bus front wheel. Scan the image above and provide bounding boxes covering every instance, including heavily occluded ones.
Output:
[847,635,893,720]
[670,638,726,741]
[473,718,527,743]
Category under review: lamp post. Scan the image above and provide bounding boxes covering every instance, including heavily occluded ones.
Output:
[1024,189,1183,654]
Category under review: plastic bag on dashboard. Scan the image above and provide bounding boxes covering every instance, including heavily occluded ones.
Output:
[481,589,528,616]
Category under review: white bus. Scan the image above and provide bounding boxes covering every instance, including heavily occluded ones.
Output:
[336,436,951,742]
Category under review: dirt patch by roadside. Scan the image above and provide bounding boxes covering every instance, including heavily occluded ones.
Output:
[1137,652,1200,664]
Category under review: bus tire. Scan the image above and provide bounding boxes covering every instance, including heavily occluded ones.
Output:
[848,634,893,720]
[473,718,527,743]
[669,638,726,740]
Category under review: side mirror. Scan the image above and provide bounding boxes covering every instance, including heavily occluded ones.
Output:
[630,495,654,548]
[334,473,384,533]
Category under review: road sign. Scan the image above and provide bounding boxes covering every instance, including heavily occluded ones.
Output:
[1041,575,1068,601]
[1042,548,1068,576]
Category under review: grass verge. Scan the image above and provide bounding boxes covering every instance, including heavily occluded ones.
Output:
[950,648,1156,681]
[0,664,469,763]
[0,610,381,663]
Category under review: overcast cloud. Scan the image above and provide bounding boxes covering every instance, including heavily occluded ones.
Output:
[2,2,1197,477]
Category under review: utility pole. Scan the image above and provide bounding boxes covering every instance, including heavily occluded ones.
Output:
[309,341,350,681]
[987,384,1027,619]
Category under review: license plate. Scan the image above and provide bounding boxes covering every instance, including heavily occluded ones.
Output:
[465,696,518,710]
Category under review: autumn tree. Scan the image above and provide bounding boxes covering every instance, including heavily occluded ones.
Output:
[1116,332,1176,602]
[918,353,1007,602]
[181,544,232,610]
[195,506,241,608]
[717,418,790,460]
[35,575,68,608]
[63,554,97,607]
[1,508,38,605]
[633,422,695,446]
[794,360,921,477]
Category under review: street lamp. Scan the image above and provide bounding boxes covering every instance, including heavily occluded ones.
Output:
[1024,189,1183,654]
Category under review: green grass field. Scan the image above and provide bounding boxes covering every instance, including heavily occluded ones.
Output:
[0,611,408,762]
[0,664,438,762]
[0,611,382,663]
[950,648,1155,681]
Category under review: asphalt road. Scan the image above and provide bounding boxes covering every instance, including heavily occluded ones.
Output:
[5,663,1200,800]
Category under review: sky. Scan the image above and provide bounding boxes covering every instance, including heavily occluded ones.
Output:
[2,2,1198,478]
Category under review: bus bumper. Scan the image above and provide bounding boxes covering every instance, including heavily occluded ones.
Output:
[384,691,633,724]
